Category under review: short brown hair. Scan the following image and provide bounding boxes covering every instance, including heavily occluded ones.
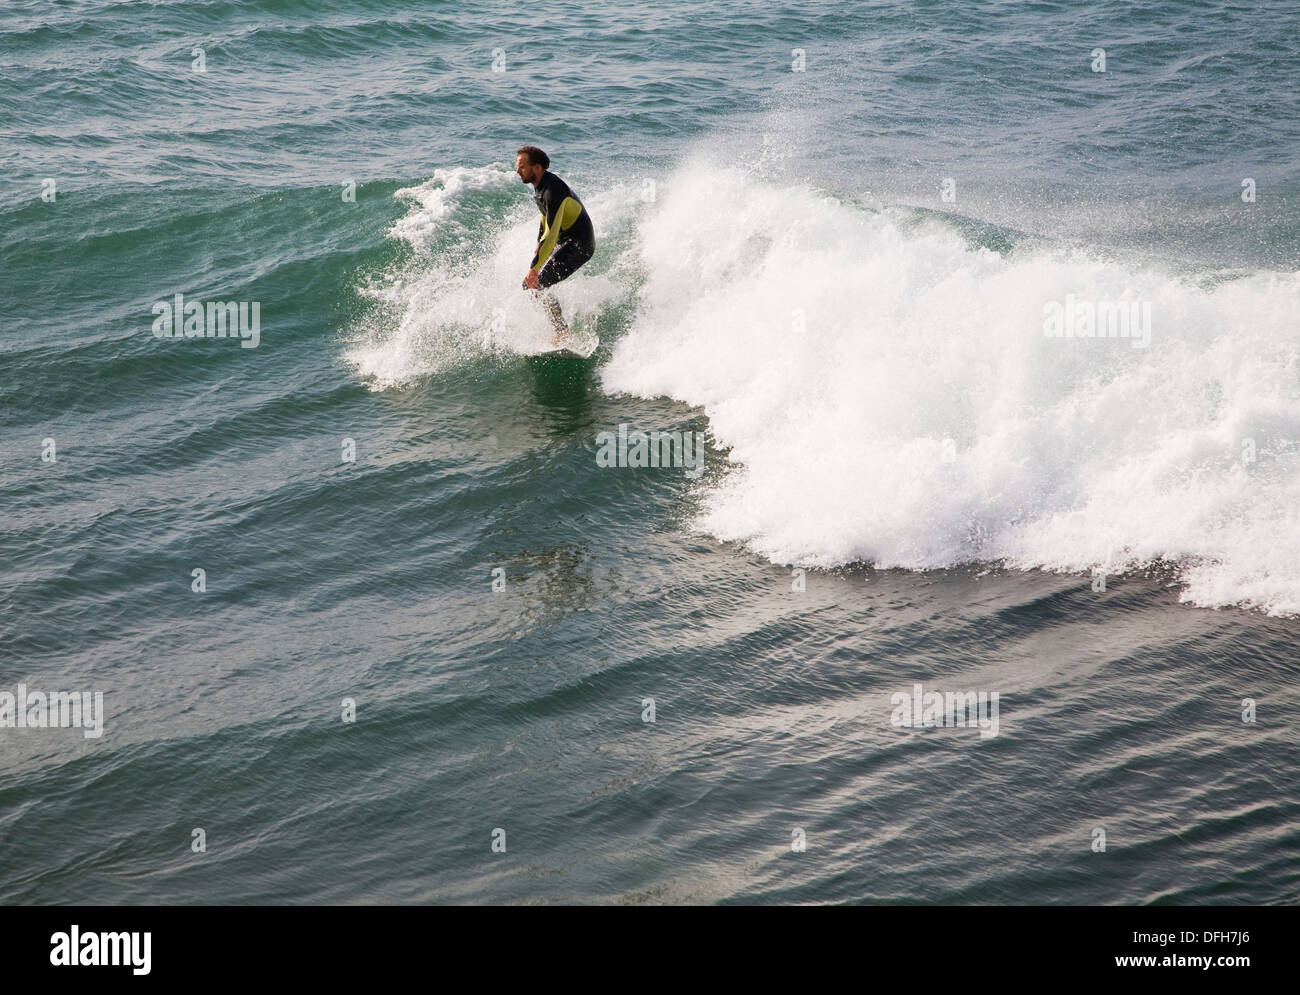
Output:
[516,145,549,170]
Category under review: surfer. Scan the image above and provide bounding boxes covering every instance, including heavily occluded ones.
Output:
[516,145,595,346]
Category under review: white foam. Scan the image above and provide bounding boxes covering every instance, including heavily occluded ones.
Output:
[345,164,621,386]
[348,157,1300,614]
[388,165,506,251]
[600,159,1300,616]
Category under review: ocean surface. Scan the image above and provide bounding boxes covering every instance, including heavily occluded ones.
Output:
[2,0,1299,904]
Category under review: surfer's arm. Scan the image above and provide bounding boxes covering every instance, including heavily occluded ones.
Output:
[531,196,582,273]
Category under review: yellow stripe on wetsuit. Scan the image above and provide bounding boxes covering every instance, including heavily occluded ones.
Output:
[532,196,584,273]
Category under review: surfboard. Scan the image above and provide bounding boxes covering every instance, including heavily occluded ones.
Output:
[544,336,598,360]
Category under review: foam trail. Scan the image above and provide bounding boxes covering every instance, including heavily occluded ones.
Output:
[601,159,1300,616]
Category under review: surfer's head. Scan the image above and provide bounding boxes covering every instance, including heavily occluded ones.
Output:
[516,146,548,185]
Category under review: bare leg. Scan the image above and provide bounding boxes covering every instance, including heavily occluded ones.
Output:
[527,238,593,345]
[536,290,569,344]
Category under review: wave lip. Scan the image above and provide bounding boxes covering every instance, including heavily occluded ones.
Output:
[600,160,1300,616]
[389,165,513,251]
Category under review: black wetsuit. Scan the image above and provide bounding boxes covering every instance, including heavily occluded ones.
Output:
[524,172,595,331]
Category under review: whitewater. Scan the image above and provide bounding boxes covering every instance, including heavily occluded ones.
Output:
[347,155,1300,616]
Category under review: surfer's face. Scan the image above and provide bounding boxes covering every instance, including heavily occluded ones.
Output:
[515,155,542,185]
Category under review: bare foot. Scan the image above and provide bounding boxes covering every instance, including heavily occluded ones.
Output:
[550,327,570,347]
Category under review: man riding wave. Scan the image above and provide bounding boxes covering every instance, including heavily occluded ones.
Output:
[516,145,595,346]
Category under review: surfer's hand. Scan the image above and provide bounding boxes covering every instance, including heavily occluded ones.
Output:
[523,269,540,290]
